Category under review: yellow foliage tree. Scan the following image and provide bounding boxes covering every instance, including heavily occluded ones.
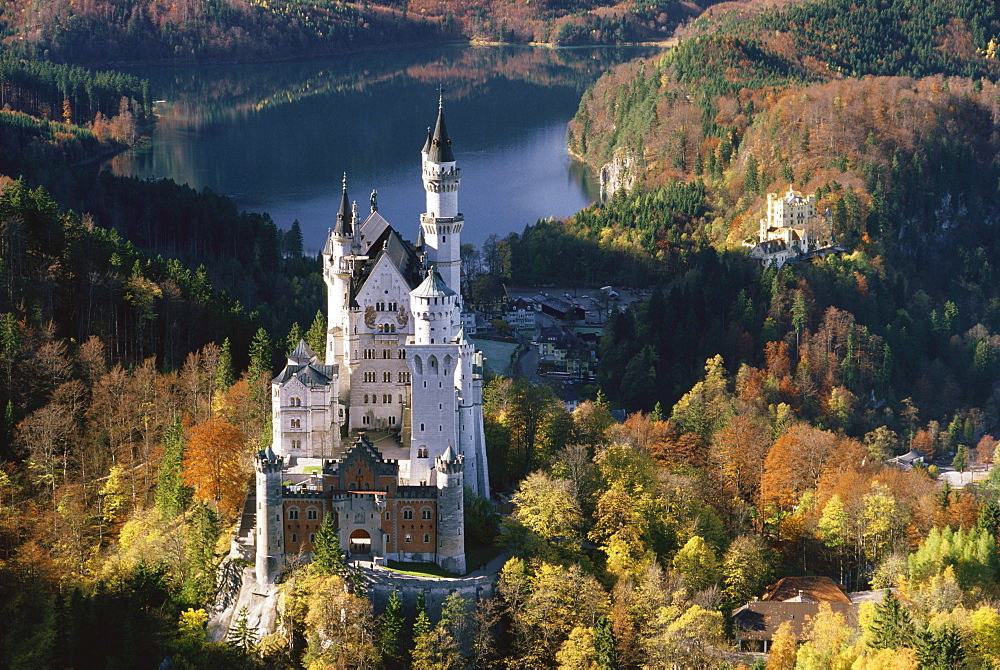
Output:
[767,620,797,670]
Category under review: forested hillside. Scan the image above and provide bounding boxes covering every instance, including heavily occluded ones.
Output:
[445,3,1000,666]
[0,0,710,64]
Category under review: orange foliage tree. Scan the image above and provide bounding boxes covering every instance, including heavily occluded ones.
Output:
[182,417,249,522]
[761,424,837,512]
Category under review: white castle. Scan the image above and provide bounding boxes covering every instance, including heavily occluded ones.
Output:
[253,97,489,582]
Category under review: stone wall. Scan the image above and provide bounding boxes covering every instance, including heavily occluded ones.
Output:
[358,564,499,619]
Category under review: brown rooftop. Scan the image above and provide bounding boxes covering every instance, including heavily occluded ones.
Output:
[761,576,851,604]
[733,601,858,642]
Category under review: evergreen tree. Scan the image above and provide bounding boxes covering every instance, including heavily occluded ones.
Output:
[650,401,664,422]
[594,615,619,669]
[305,310,326,357]
[744,154,760,194]
[978,498,1000,537]
[213,337,234,397]
[184,502,220,604]
[284,220,304,258]
[379,591,405,664]
[227,606,258,654]
[312,513,345,576]
[155,418,191,519]
[247,327,274,386]
[413,592,430,641]
[867,590,916,649]
[285,322,302,355]
[953,444,969,473]
[917,623,966,669]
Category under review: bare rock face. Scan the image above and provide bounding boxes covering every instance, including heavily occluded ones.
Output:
[599,149,638,200]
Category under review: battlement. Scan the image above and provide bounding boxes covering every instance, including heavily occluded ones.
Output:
[256,449,283,474]
[435,452,464,475]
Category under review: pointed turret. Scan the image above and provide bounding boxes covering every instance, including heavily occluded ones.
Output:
[421,126,432,155]
[420,90,463,296]
[333,174,352,237]
[428,102,455,163]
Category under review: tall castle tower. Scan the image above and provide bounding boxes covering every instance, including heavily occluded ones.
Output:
[406,269,461,486]
[435,446,466,574]
[420,93,463,297]
[323,177,356,370]
[255,447,284,584]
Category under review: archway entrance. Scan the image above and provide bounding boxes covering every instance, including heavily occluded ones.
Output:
[349,529,371,555]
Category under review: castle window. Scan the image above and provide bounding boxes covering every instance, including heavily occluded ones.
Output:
[383,349,390,359]
[420,423,424,431]
[364,394,369,403]
[307,509,318,520]
[418,448,428,458]
[291,533,297,543]
[421,509,432,520]
[385,512,391,520]
[423,533,430,543]
[383,371,391,383]
[290,397,301,407]
[389,416,396,425]
[403,509,413,520]
[405,534,412,543]
[399,394,404,403]
[288,509,299,520]
[309,533,316,543]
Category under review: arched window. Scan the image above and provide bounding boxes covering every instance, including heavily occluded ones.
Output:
[288,509,299,520]
[423,533,430,543]
[404,533,412,543]
[307,508,318,520]
[291,533,297,543]
[421,509,432,520]
[403,509,414,520]
[309,533,316,543]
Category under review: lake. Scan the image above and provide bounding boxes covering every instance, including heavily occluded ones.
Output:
[108,45,656,252]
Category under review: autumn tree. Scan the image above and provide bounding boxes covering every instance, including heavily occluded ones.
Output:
[181,417,248,521]
[672,535,720,594]
[761,423,838,512]
[711,413,772,503]
[504,471,584,562]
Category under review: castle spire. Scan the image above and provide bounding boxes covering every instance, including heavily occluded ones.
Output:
[334,173,352,237]
[428,93,455,163]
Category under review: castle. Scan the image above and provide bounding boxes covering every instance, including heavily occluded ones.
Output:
[253,97,490,583]
[746,186,831,267]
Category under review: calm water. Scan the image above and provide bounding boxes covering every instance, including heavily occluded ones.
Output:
[109,45,655,252]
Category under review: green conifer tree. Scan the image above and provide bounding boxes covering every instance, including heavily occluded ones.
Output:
[379,590,405,664]
[867,590,916,649]
[155,419,192,519]
[214,337,234,396]
[305,310,326,357]
[285,322,302,355]
[594,615,619,669]
[312,513,345,576]
[227,606,258,653]
[183,502,220,603]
